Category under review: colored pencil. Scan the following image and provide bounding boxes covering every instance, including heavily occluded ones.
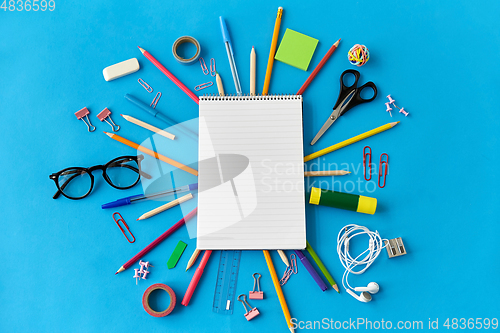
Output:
[115,208,197,274]
[263,250,295,333]
[304,170,350,177]
[215,73,224,96]
[250,46,256,95]
[138,46,199,105]
[296,39,341,95]
[137,193,194,221]
[304,122,400,162]
[262,7,283,95]
[104,132,198,176]
[185,249,201,271]
[277,250,290,267]
[306,241,339,293]
[294,250,327,291]
[182,250,212,306]
[120,114,175,140]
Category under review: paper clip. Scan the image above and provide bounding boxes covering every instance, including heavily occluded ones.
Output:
[97,108,120,132]
[210,58,216,77]
[112,212,135,243]
[279,254,298,286]
[363,146,372,181]
[138,78,153,93]
[249,273,264,299]
[378,153,389,188]
[194,81,213,91]
[75,107,96,132]
[237,294,260,321]
[199,57,209,75]
[150,92,162,109]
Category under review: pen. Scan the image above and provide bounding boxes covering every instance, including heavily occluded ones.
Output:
[294,250,327,291]
[101,183,198,209]
[219,17,242,95]
[182,250,212,306]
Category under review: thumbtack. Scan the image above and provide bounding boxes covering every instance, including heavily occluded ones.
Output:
[142,270,150,280]
[386,94,396,104]
[399,107,409,117]
[97,108,120,132]
[75,107,96,132]
[139,260,154,269]
[139,266,145,274]
[385,102,392,117]
[133,269,141,285]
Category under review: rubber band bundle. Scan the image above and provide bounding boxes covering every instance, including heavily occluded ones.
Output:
[348,44,370,66]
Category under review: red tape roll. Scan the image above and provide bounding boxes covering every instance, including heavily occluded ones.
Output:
[142,283,176,317]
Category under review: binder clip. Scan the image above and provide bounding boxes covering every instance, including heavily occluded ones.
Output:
[75,107,96,132]
[97,108,120,132]
[378,153,389,188]
[249,273,264,299]
[363,146,372,181]
[199,57,209,75]
[237,294,260,321]
[385,237,407,258]
[210,58,216,77]
[112,212,135,243]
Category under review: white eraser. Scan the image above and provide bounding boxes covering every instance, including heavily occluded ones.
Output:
[103,58,140,81]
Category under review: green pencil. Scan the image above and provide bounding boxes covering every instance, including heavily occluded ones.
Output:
[306,240,339,293]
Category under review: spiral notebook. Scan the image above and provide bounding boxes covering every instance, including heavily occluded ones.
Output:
[197,95,306,250]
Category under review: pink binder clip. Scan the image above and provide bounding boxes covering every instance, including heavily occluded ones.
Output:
[97,108,120,132]
[249,273,264,300]
[237,294,260,321]
[75,107,96,132]
[386,94,396,104]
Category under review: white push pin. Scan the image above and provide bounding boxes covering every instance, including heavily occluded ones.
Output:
[385,102,393,117]
[399,107,409,117]
[386,94,396,104]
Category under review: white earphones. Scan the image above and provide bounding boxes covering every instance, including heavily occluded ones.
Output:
[354,282,380,294]
[346,289,373,302]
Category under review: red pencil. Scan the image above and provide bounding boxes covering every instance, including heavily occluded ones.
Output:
[115,207,197,274]
[138,46,199,105]
[182,250,212,306]
[296,39,341,95]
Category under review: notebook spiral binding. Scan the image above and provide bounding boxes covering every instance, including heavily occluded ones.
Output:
[200,93,303,101]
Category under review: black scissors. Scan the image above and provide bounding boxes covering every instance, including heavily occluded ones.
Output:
[310,69,377,145]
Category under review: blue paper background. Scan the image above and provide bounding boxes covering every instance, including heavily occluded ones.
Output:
[1,0,499,332]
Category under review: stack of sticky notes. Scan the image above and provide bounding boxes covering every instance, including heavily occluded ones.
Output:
[275,29,319,71]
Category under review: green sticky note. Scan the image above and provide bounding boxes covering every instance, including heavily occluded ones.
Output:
[274,29,319,71]
[167,241,187,269]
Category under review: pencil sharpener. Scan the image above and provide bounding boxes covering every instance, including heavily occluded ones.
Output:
[385,237,407,258]
[244,308,260,321]
[249,291,264,300]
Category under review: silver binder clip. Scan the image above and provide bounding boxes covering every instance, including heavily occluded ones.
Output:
[385,237,407,258]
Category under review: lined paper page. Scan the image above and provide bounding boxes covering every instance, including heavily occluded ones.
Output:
[197,96,305,250]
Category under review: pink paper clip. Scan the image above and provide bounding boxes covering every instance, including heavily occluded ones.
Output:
[387,94,396,104]
[112,212,135,243]
[199,57,209,75]
[150,92,162,109]
[75,107,96,132]
[138,78,153,93]
[237,294,260,321]
[279,254,298,286]
[249,273,264,300]
[210,58,216,77]
[97,108,120,132]
[385,102,393,117]
[378,153,389,188]
[363,146,372,181]
[194,81,213,91]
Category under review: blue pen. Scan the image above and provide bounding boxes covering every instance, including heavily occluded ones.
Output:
[219,17,242,95]
[124,94,198,138]
[101,183,198,209]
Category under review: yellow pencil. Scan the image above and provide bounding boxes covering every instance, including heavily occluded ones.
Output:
[304,122,400,162]
[120,114,175,140]
[277,250,290,267]
[262,7,283,95]
[104,132,198,176]
[215,73,224,96]
[136,193,194,220]
[304,170,350,177]
[263,250,294,333]
[250,46,256,95]
[186,249,201,271]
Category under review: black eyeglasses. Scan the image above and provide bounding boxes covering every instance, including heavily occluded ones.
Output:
[49,155,149,200]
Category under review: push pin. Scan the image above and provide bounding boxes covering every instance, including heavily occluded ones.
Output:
[141,270,150,280]
[138,265,145,274]
[385,102,393,117]
[139,260,154,270]
[249,273,264,300]
[133,268,141,285]
[399,107,409,117]
[75,107,96,132]
[97,108,120,132]
[237,294,260,321]
[386,94,396,104]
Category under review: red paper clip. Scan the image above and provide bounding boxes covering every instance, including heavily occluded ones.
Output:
[378,153,389,188]
[363,146,372,181]
[113,212,135,243]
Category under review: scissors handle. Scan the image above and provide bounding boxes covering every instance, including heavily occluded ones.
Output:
[333,70,378,117]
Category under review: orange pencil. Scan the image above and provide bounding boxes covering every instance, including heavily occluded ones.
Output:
[104,132,198,176]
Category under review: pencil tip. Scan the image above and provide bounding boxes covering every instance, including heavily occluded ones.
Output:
[334,39,341,46]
